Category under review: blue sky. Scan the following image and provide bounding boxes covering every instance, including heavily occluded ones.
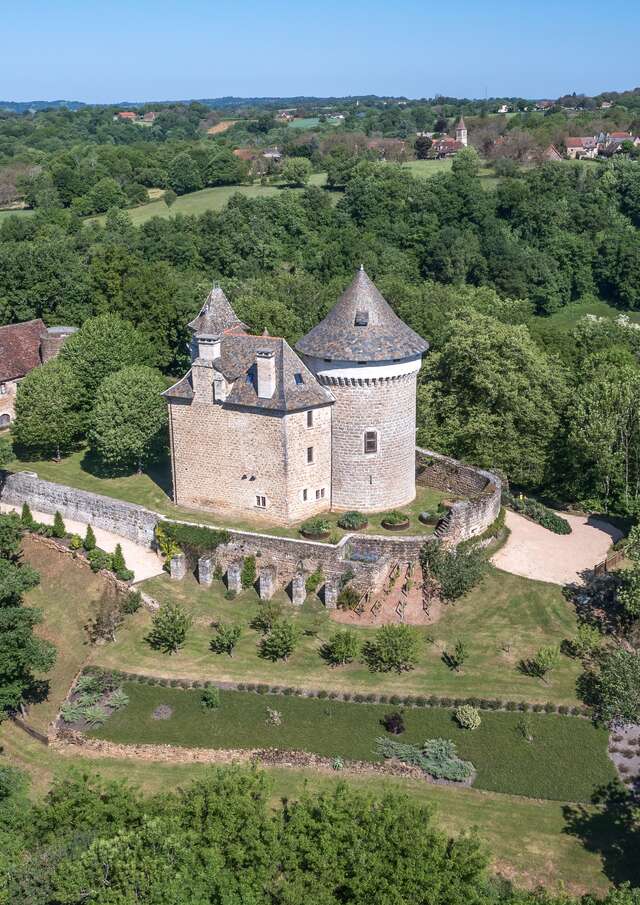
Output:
[2,0,639,102]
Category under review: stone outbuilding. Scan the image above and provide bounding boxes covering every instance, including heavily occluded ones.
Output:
[164,270,428,525]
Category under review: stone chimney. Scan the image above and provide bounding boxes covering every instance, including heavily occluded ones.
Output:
[256,349,276,399]
[196,333,221,362]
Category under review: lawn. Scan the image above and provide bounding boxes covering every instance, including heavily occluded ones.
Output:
[89,683,614,802]
[0,721,613,895]
[21,534,110,732]
[536,299,640,333]
[91,566,584,705]
[6,445,448,540]
[88,172,331,226]
[402,158,500,190]
[0,207,33,222]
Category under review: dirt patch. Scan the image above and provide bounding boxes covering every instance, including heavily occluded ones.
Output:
[492,510,622,585]
[152,705,173,720]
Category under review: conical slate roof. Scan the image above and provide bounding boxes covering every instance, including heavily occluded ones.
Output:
[188,285,247,336]
[456,115,466,130]
[295,268,429,362]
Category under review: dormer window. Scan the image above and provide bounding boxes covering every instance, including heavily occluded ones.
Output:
[354,310,369,326]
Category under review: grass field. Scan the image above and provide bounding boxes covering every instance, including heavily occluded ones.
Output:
[402,158,500,189]
[90,683,614,801]
[22,534,109,732]
[87,172,330,226]
[538,299,640,332]
[0,721,612,895]
[91,566,584,705]
[6,446,448,540]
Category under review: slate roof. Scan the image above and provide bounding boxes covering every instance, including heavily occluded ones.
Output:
[0,318,46,382]
[456,115,466,130]
[163,335,334,413]
[187,286,248,336]
[295,268,429,362]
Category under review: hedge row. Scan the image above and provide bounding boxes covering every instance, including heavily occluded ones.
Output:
[81,667,590,717]
[161,522,230,556]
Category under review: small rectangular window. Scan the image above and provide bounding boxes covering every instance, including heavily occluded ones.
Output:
[307,446,314,464]
[256,495,266,508]
[364,431,378,454]
[315,488,325,500]
[294,372,304,385]
[306,410,313,428]
[302,489,308,501]
[0,383,5,396]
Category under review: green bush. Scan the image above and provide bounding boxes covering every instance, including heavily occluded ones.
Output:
[381,510,409,526]
[337,585,360,610]
[502,491,571,535]
[364,624,420,673]
[52,511,66,538]
[145,602,192,654]
[321,629,360,666]
[259,620,300,662]
[420,540,487,603]
[201,687,221,710]
[337,511,367,530]
[111,543,127,574]
[455,704,481,730]
[69,533,83,550]
[210,622,242,656]
[121,591,142,615]
[160,522,230,557]
[241,555,257,589]
[376,736,474,782]
[300,517,331,536]
[20,503,34,529]
[305,568,324,594]
[87,548,113,573]
[83,524,96,551]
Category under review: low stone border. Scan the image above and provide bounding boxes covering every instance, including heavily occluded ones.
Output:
[79,666,592,717]
[51,732,475,788]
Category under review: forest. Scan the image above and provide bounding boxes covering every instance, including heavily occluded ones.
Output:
[2,147,640,514]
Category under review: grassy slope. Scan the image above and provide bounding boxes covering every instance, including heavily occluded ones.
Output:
[90,682,614,801]
[6,446,447,540]
[403,158,500,189]
[0,721,610,896]
[91,568,583,704]
[22,534,108,731]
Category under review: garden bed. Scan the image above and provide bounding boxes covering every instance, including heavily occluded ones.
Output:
[87,682,615,801]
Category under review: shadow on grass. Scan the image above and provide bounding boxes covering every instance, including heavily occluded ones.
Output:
[79,448,173,498]
[563,782,640,886]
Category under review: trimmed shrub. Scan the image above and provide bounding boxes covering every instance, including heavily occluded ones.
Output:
[201,687,220,710]
[381,509,409,527]
[337,511,367,530]
[160,522,230,557]
[300,517,331,537]
[502,490,571,535]
[241,555,257,589]
[87,548,113,573]
[455,705,481,730]
[83,524,96,552]
[52,511,66,538]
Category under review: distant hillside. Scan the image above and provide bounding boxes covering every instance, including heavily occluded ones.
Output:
[0,99,87,112]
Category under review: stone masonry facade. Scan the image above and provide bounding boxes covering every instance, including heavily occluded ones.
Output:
[323,372,418,512]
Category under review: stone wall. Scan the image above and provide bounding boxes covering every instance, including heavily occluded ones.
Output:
[0,470,158,545]
[0,447,501,586]
[416,448,502,544]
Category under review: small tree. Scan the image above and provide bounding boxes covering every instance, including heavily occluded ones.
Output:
[52,511,66,539]
[591,648,640,726]
[20,503,34,529]
[0,513,24,559]
[111,544,126,573]
[446,639,467,672]
[210,622,242,656]
[146,602,192,654]
[364,624,420,673]
[201,686,220,709]
[531,645,561,682]
[0,436,13,467]
[281,157,312,186]
[420,540,487,603]
[84,525,96,552]
[241,555,257,589]
[322,630,360,666]
[259,620,299,662]
[85,588,124,643]
[251,599,282,634]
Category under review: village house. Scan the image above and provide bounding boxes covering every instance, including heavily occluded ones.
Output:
[0,321,76,427]
[542,144,563,161]
[142,111,158,123]
[164,268,428,525]
[430,116,468,158]
[565,136,598,159]
[115,110,137,121]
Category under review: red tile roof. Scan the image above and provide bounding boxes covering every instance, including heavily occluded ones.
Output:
[610,131,631,139]
[0,319,45,382]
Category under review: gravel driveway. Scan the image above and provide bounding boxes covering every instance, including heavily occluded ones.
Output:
[1,503,164,582]
[491,509,622,585]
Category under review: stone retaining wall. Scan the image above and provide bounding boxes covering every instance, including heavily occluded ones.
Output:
[0,448,501,580]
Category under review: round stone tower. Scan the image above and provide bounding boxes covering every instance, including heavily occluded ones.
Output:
[296,268,429,513]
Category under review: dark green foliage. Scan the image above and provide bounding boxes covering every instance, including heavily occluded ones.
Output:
[51,511,66,539]
[381,509,409,526]
[161,521,230,558]
[145,601,192,654]
[336,510,368,530]
[83,524,96,552]
[0,513,24,559]
[300,517,331,536]
[20,503,34,530]
[363,624,420,673]
[111,543,126,574]
[420,539,488,602]
[210,622,242,656]
[381,710,405,734]
[87,548,112,573]
[588,648,640,726]
[337,584,360,609]
[321,629,360,666]
[201,686,221,709]
[503,490,571,534]
[0,436,14,466]
[121,591,142,615]
[259,620,300,661]
[241,555,257,589]
[250,599,282,634]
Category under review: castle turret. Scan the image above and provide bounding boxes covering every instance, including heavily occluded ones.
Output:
[296,268,428,513]
[187,285,247,361]
[455,114,468,147]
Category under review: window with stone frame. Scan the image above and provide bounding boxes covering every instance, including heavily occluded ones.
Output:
[306,410,313,427]
[306,446,314,464]
[364,431,378,454]
[255,495,267,508]
[315,488,325,500]
[302,488,308,501]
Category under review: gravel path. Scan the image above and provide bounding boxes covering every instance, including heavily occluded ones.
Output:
[1,503,164,582]
[491,510,622,585]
